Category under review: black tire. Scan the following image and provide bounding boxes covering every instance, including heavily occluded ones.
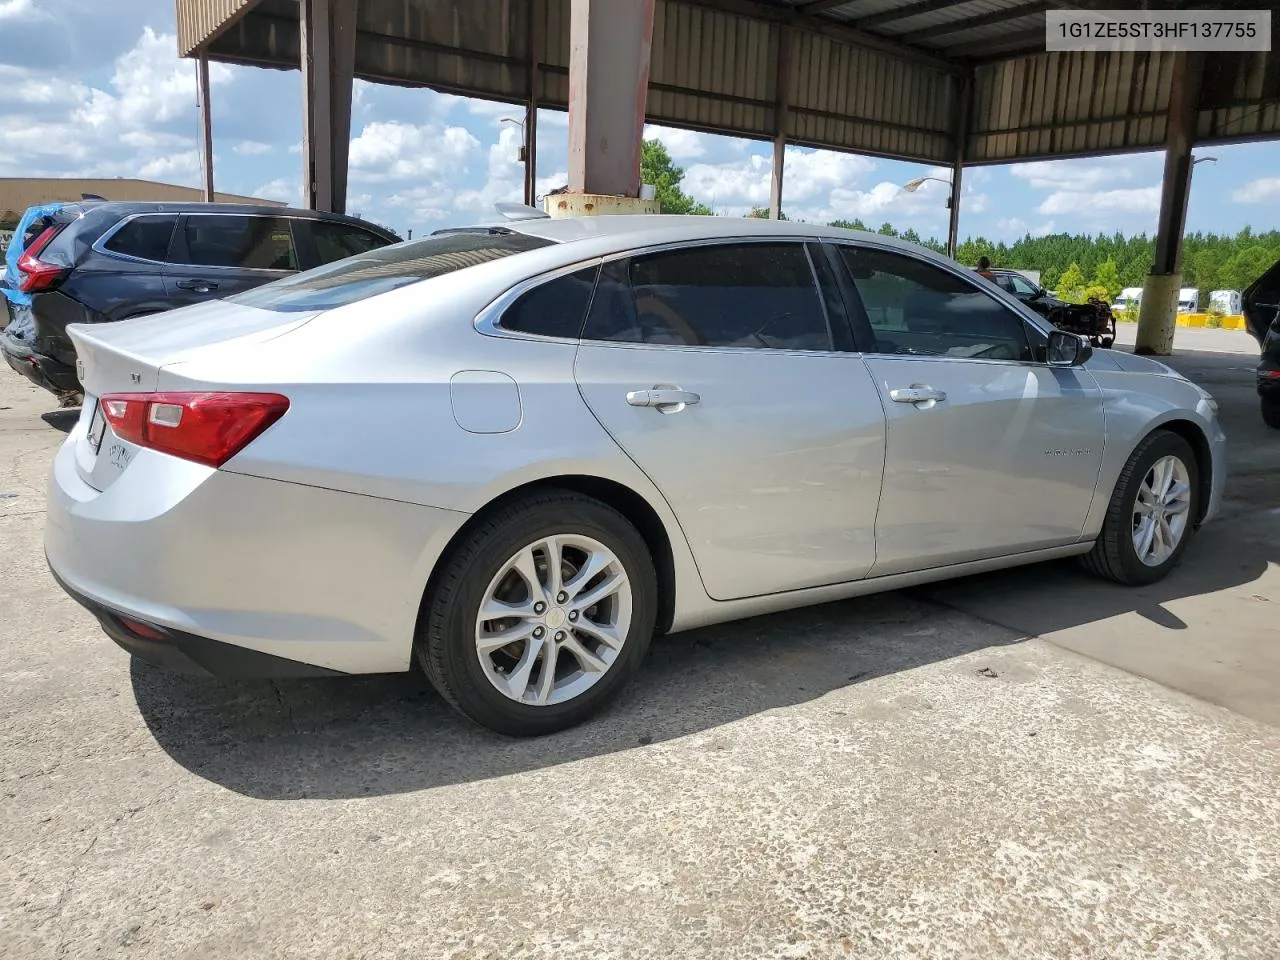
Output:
[415,490,658,736]
[1262,396,1280,430]
[1080,430,1200,586]
[1100,338,1114,349]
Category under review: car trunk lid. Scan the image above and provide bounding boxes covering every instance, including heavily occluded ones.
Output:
[68,299,319,492]
[1242,259,1280,346]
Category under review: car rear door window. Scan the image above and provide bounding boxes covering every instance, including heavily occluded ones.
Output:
[180,215,299,271]
[499,266,600,339]
[102,215,178,263]
[582,242,832,351]
[838,245,1032,362]
[310,221,391,264]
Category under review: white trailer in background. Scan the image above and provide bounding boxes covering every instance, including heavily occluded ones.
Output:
[1209,289,1242,315]
[1177,288,1199,313]
[1113,287,1143,311]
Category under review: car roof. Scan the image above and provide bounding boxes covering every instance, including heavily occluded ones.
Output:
[504,214,942,259]
[51,201,398,238]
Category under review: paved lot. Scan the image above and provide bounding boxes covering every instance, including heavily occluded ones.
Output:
[2,327,1278,959]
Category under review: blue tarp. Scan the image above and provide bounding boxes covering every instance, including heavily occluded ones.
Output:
[2,202,65,308]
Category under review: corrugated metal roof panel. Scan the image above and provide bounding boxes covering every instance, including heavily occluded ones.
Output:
[876,0,1039,37]
[176,0,260,57]
[189,0,1280,168]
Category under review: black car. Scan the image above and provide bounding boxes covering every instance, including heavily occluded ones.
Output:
[1243,259,1280,429]
[983,267,1116,348]
[1,201,399,399]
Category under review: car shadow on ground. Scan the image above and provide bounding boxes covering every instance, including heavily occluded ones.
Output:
[40,410,78,434]
[132,509,1277,801]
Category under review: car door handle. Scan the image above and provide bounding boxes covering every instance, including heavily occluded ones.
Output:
[626,388,700,408]
[176,279,219,292]
[889,386,947,404]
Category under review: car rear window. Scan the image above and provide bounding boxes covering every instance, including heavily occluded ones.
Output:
[228,229,555,313]
[102,215,178,262]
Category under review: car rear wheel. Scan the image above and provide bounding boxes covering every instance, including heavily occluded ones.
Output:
[416,490,657,736]
[1262,396,1280,430]
[1080,430,1199,585]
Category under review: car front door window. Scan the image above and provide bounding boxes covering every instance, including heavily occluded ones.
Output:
[838,247,1032,362]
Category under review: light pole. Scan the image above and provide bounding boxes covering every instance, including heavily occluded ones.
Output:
[501,116,532,206]
[903,175,958,259]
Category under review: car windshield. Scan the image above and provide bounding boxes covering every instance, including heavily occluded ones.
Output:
[227,229,555,313]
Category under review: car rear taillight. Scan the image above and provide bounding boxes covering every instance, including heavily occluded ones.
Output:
[99,392,290,468]
[16,225,70,294]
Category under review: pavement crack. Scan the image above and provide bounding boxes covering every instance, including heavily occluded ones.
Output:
[49,832,98,959]
[271,680,300,733]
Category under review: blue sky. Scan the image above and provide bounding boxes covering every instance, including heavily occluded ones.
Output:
[3,0,1280,243]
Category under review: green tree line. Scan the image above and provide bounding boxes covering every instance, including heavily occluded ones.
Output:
[642,138,1279,301]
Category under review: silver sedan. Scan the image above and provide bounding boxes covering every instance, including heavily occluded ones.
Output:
[45,215,1226,735]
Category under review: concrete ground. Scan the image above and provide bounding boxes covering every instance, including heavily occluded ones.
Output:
[1,326,1278,959]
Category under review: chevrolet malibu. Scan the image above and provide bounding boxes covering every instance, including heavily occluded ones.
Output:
[46,215,1225,736]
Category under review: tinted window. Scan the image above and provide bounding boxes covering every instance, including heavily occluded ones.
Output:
[839,246,1031,362]
[181,215,298,270]
[311,221,390,264]
[500,266,599,338]
[1008,274,1039,296]
[582,242,830,351]
[102,215,177,262]
[229,229,555,313]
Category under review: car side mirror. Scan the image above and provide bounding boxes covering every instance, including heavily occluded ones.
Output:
[1047,329,1092,366]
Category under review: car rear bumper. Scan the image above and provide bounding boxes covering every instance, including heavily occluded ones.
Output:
[2,330,80,394]
[49,563,345,677]
[45,424,470,676]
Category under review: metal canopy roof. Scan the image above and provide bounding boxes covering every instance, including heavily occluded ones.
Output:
[176,0,1280,166]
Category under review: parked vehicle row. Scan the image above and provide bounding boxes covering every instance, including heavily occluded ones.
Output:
[1,201,399,401]
[44,213,1226,736]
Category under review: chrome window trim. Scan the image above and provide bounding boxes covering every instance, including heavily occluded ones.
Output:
[92,211,339,272]
[474,234,844,355]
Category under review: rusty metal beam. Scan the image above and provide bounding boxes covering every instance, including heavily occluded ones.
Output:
[300,0,356,213]
[568,0,657,196]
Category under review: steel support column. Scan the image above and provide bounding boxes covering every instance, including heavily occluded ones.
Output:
[196,53,215,202]
[300,0,356,213]
[567,0,656,197]
[524,0,542,206]
[947,71,971,259]
[1135,51,1205,356]
[770,25,792,219]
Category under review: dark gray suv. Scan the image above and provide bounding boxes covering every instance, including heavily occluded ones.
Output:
[2,201,399,400]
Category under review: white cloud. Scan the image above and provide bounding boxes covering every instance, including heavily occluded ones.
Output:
[644,125,711,160]
[997,217,1029,235]
[0,0,40,20]
[1037,186,1160,216]
[1009,158,1135,192]
[234,141,273,156]
[252,178,302,205]
[453,124,527,212]
[138,151,200,181]
[1032,220,1057,237]
[74,28,232,130]
[349,121,481,182]
[1232,177,1280,203]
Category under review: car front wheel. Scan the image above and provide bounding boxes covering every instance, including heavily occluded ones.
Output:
[1081,430,1200,585]
[416,490,657,736]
